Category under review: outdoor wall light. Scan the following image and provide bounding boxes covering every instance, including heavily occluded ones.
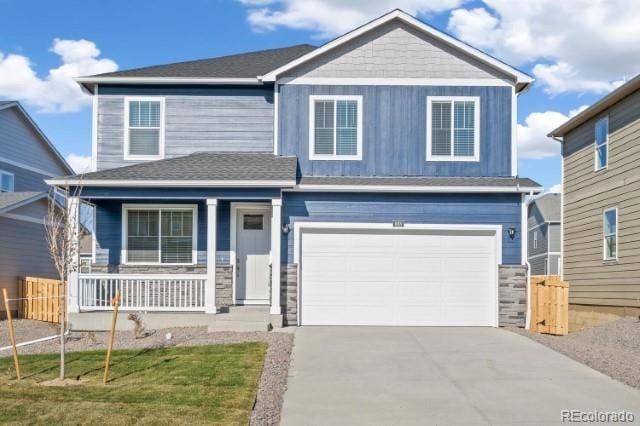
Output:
[508,226,517,240]
[282,223,290,235]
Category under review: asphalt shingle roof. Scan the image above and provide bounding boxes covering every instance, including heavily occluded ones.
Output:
[298,176,542,188]
[531,192,561,221]
[90,44,316,79]
[68,152,298,183]
[0,191,47,214]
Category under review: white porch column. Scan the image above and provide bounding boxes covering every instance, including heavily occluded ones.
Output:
[205,199,218,314]
[270,198,282,315]
[67,196,80,313]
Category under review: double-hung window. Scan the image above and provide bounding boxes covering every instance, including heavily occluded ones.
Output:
[309,95,362,160]
[595,116,608,171]
[603,207,618,260]
[0,170,14,192]
[124,205,196,265]
[125,97,165,160]
[427,96,480,161]
[533,231,538,250]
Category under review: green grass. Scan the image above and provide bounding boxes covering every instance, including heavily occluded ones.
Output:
[0,342,267,425]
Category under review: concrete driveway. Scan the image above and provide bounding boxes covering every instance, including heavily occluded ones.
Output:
[281,327,640,425]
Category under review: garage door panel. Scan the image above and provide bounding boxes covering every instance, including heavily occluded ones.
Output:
[300,228,497,327]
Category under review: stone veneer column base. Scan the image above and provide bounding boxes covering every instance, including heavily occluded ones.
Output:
[499,264,528,327]
[280,264,298,326]
[215,265,233,310]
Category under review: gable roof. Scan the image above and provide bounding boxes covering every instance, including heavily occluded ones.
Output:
[529,193,561,222]
[0,191,47,215]
[0,101,73,174]
[47,152,298,187]
[261,9,533,92]
[549,73,640,138]
[75,9,532,93]
[75,44,316,92]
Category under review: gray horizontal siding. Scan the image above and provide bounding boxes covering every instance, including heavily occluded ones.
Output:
[528,224,548,257]
[0,107,68,176]
[549,223,561,252]
[97,85,274,170]
[529,255,548,275]
[0,216,58,314]
[279,84,513,177]
[0,160,49,192]
[563,87,640,307]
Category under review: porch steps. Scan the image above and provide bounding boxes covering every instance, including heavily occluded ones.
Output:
[208,306,271,332]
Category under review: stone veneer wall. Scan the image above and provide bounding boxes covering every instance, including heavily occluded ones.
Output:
[499,264,528,327]
[215,265,233,309]
[280,264,298,326]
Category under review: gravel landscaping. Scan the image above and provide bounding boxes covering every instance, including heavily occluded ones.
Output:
[509,316,640,389]
[0,319,294,425]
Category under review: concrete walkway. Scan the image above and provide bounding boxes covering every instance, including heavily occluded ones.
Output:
[281,327,640,425]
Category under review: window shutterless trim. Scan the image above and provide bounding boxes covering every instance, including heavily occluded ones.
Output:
[308,95,363,161]
[123,96,165,161]
[603,206,618,261]
[121,203,198,266]
[426,96,480,162]
[594,115,609,172]
[0,169,15,192]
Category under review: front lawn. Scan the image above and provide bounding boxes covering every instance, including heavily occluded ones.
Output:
[0,342,267,425]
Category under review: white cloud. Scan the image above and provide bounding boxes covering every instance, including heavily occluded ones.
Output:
[239,0,468,38]
[0,39,117,113]
[447,0,640,94]
[548,183,562,193]
[517,105,588,159]
[66,153,92,173]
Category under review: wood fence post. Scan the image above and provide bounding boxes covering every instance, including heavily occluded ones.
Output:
[2,288,21,380]
[103,290,120,385]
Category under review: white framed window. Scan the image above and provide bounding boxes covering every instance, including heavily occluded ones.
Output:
[124,97,165,160]
[0,170,14,192]
[309,95,362,160]
[79,256,92,274]
[594,116,608,171]
[603,207,618,260]
[533,231,538,249]
[426,96,480,162]
[122,204,197,265]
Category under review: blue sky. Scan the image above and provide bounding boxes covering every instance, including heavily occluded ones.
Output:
[1,0,636,191]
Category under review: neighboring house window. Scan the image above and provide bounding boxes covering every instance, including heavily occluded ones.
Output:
[125,97,165,160]
[594,116,608,170]
[309,95,362,160]
[533,231,538,249]
[124,205,196,264]
[427,96,480,162]
[603,207,618,260]
[79,256,92,274]
[0,170,14,192]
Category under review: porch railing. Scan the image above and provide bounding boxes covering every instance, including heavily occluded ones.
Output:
[78,274,207,312]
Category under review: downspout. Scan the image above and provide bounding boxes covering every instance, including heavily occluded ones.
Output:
[523,191,534,330]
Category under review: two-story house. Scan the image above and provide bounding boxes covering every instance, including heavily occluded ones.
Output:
[549,73,640,322]
[527,193,561,275]
[0,101,73,318]
[49,10,541,330]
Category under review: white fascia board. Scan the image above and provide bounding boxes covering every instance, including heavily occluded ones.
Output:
[45,179,297,188]
[261,10,533,87]
[289,184,543,193]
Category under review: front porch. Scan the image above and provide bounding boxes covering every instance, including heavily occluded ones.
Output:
[67,189,287,331]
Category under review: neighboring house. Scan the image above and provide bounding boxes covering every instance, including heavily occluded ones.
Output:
[549,74,640,317]
[527,193,561,275]
[49,10,542,330]
[0,101,74,318]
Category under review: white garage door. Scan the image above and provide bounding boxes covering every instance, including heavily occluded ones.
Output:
[300,228,498,326]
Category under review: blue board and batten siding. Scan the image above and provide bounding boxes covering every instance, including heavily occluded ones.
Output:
[278,85,513,177]
[282,192,522,265]
[96,85,274,170]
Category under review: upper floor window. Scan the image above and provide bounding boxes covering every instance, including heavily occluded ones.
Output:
[595,116,608,171]
[124,97,165,160]
[309,95,362,160]
[0,170,14,192]
[533,231,538,249]
[427,96,480,162]
[603,207,617,260]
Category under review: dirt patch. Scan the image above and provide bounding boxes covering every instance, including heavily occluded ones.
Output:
[509,316,640,389]
[39,378,87,387]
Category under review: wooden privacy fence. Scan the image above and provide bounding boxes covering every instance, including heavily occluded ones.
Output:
[530,275,569,335]
[17,277,63,323]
